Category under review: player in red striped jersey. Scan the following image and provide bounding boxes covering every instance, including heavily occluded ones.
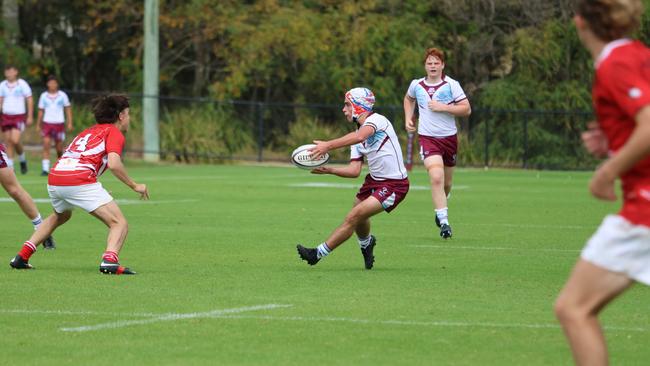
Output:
[554,1,650,365]
[9,94,149,275]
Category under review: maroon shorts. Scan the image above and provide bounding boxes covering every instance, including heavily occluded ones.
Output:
[356,174,410,213]
[419,134,458,167]
[0,143,8,169]
[1,113,26,132]
[41,122,66,142]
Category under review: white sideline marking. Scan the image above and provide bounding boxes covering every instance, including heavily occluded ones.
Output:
[0,198,198,205]
[288,182,469,191]
[212,314,648,333]
[412,245,579,253]
[466,223,587,230]
[59,304,292,332]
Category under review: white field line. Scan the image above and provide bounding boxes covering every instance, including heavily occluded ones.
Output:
[0,198,198,205]
[3,307,646,333]
[412,245,580,253]
[59,304,292,332]
[288,182,469,191]
[211,314,649,333]
[465,223,588,230]
[0,309,160,317]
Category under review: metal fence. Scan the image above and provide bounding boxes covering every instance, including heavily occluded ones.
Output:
[22,90,596,170]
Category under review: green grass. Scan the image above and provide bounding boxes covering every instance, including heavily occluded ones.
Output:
[1,162,649,365]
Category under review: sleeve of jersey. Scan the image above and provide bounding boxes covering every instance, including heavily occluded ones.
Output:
[600,61,650,118]
[350,145,363,162]
[106,129,126,156]
[21,80,32,97]
[38,94,45,109]
[63,92,71,107]
[406,80,418,98]
[451,81,468,103]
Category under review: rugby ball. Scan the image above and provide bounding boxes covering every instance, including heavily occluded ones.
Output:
[291,144,330,170]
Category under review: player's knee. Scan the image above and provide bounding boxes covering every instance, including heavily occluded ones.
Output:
[554,298,586,324]
[56,211,72,225]
[429,170,444,186]
[344,211,362,227]
[5,184,23,199]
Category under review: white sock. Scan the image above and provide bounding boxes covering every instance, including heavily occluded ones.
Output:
[6,158,13,168]
[42,159,50,172]
[435,207,449,225]
[31,214,43,230]
[316,243,331,259]
[358,235,373,249]
[19,153,26,163]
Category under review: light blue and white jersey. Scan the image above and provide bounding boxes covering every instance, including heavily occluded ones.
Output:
[350,113,408,181]
[38,91,71,123]
[0,79,32,115]
[407,75,467,137]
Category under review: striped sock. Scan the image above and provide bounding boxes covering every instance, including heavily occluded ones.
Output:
[31,214,43,230]
[102,251,119,263]
[18,241,37,260]
[316,243,331,259]
[358,235,372,249]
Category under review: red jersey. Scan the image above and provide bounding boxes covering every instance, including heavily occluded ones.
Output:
[593,39,650,227]
[48,124,125,186]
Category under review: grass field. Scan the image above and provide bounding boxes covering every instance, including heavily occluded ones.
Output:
[1,162,649,365]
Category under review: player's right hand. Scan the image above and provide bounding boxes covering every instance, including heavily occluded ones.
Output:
[133,183,149,200]
[582,121,608,158]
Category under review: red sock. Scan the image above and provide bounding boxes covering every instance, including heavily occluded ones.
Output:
[102,251,119,263]
[18,241,37,260]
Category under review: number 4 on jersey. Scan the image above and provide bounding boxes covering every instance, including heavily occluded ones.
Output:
[73,134,91,152]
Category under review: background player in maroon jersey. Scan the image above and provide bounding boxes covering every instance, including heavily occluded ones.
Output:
[10,94,148,275]
[554,1,650,365]
[1,143,55,248]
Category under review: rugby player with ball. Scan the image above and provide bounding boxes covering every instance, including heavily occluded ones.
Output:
[296,87,409,269]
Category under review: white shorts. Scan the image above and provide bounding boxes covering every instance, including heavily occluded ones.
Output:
[48,182,113,213]
[581,215,650,285]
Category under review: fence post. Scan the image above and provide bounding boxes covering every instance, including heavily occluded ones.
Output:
[484,113,489,169]
[522,112,529,169]
[257,102,264,162]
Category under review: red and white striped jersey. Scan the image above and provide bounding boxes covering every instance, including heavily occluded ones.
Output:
[48,124,125,186]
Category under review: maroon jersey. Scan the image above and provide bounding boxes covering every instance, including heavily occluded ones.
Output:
[593,39,650,227]
[48,124,125,186]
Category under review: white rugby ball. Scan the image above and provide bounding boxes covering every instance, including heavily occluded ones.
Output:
[291,144,330,170]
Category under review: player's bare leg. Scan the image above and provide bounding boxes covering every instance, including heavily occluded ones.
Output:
[41,134,51,175]
[554,260,633,366]
[444,165,454,198]
[297,197,384,267]
[6,128,27,174]
[91,201,135,274]
[10,211,70,269]
[424,155,451,238]
[352,198,378,269]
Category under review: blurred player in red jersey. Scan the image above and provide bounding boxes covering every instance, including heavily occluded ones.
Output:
[0,65,34,174]
[37,75,73,176]
[554,1,650,365]
[1,143,56,248]
[9,94,149,275]
[403,48,471,239]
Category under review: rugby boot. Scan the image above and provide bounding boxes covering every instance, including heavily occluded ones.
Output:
[360,235,376,270]
[99,260,136,275]
[435,215,441,228]
[10,254,33,269]
[43,236,56,250]
[296,244,320,266]
[440,224,452,239]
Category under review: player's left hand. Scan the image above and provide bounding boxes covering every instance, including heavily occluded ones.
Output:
[311,166,331,175]
[66,123,73,132]
[589,163,617,201]
[428,100,448,113]
[26,116,34,126]
[310,140,330,160]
